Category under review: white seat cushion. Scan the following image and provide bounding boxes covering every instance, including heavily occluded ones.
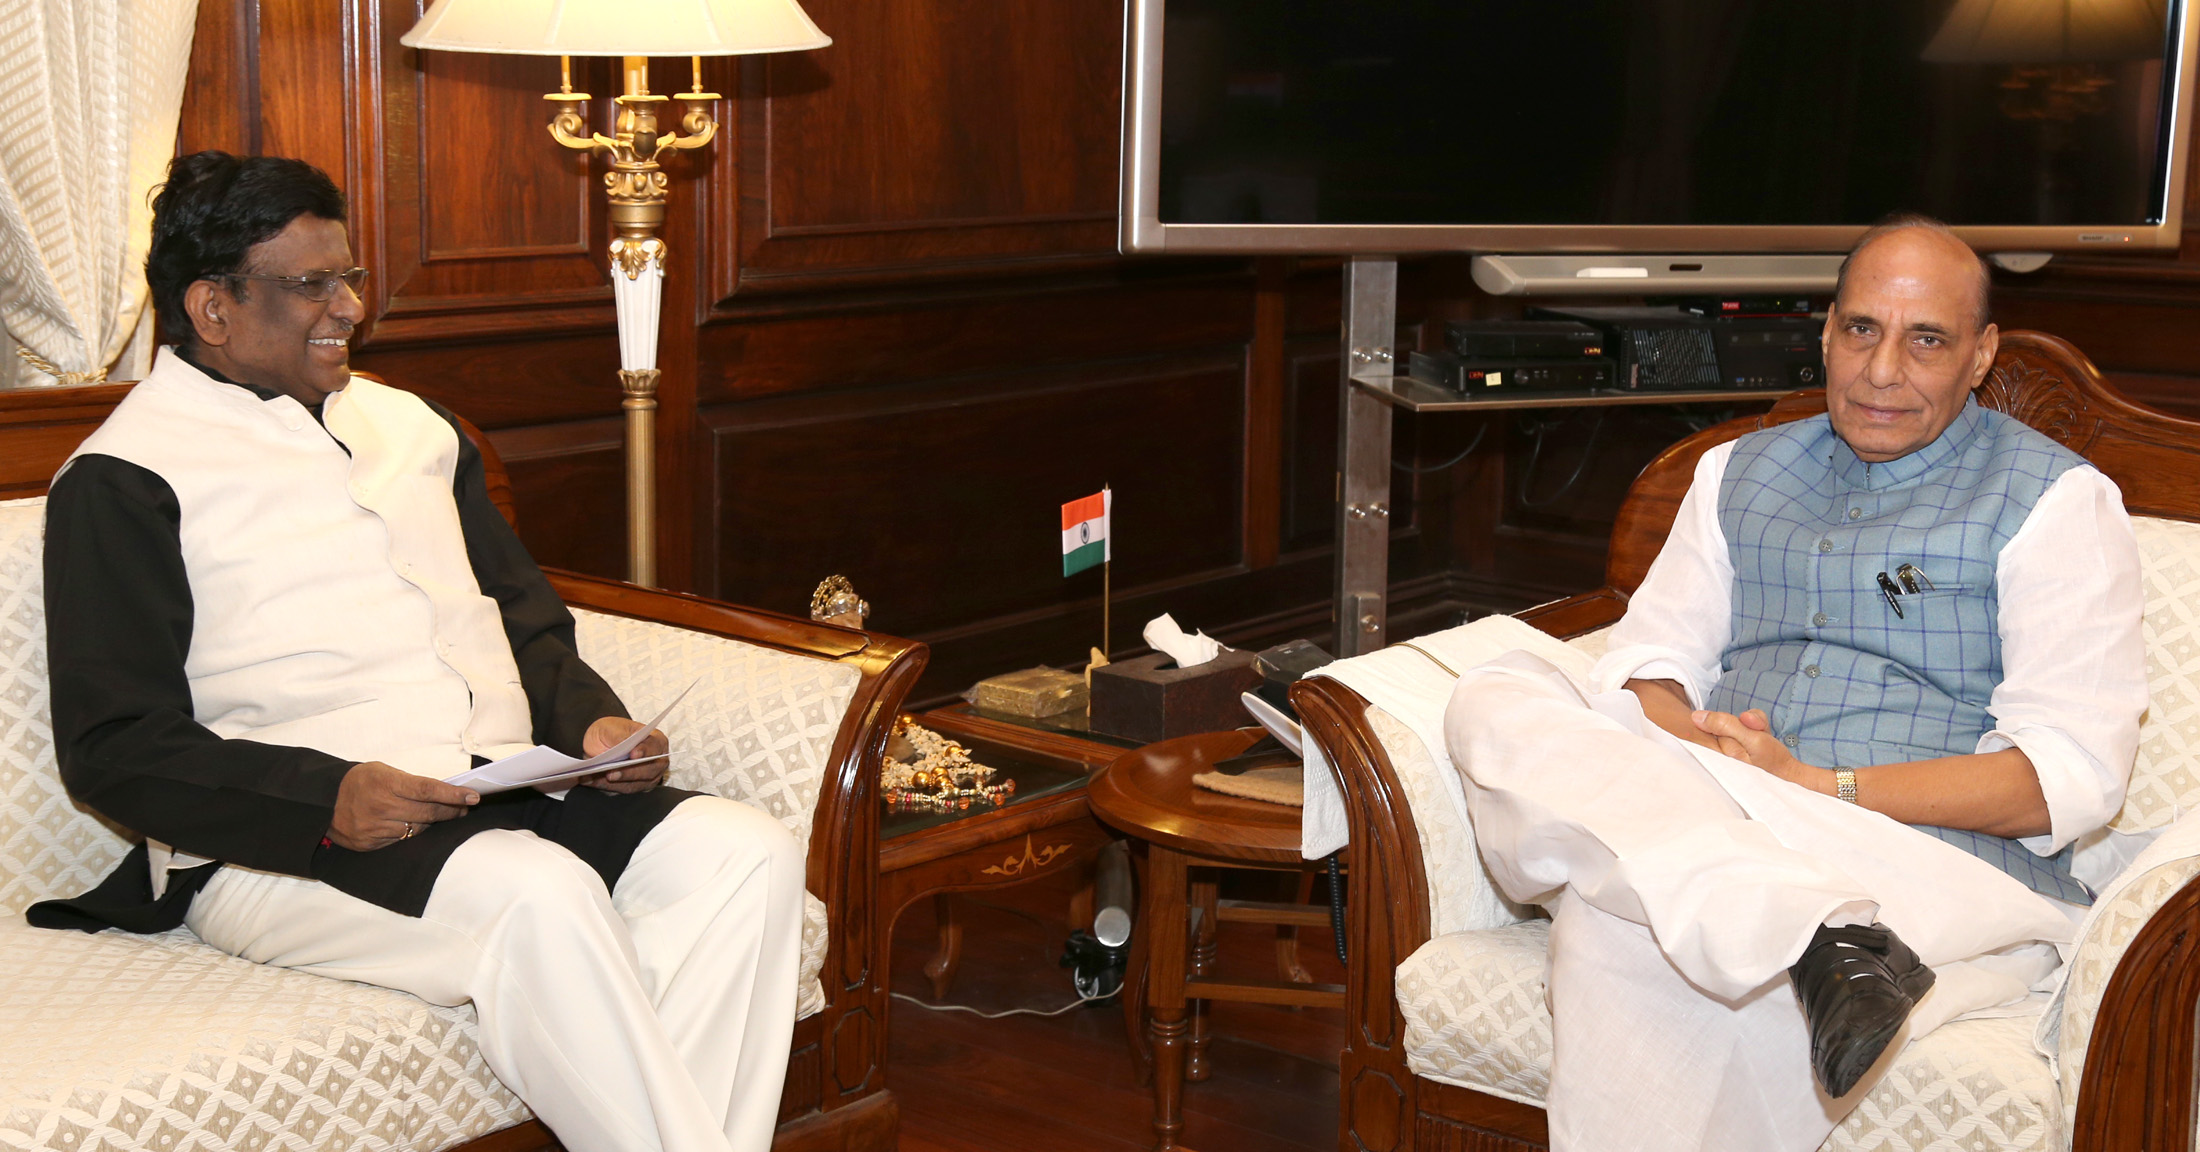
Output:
[0,919,529,1152]
[1397,926,2065,1151]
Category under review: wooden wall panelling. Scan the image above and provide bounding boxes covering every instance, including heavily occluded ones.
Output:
[478,417,626,577]
[706,352,1246,630]
[1244,257,1290,570]
[178,0,255,157]
[721,0,1124,299]
[368,0,619,345]
[255,0,354,193]
[693,269,1257,405]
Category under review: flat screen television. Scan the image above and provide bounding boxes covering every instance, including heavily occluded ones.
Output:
[1119,0,2197,256]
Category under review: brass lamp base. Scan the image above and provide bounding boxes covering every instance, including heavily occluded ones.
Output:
[546,55,718,587]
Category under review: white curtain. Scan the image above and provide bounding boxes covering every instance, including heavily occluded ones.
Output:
[0,0,197,389]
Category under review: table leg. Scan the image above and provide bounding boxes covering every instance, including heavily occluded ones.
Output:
[1069,879,1095,936]
[1123,844,1153,1082]
[1186,876,1218,1082]
[1277,870,1315,986]
[1144,843,1190,1151]
[922,893,962,1001]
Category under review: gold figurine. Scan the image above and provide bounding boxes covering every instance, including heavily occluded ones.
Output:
[809,575,870,628]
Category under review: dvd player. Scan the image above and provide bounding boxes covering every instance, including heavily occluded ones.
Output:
[1444,320,1605,361]
[1408,351,1615,395]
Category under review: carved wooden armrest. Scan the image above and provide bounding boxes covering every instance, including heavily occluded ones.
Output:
[2062,835,2200,1152]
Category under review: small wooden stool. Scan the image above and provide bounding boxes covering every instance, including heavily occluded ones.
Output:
[1088,729,1345,1151]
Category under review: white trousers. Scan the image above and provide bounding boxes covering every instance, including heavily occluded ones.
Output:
[1445,653,2075,1152]
[186,795,805,1152]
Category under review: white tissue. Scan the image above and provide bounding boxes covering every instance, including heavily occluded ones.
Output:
[1144,613,1223,668]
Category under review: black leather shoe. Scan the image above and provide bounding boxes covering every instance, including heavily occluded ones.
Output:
[1788,923,1935,1097]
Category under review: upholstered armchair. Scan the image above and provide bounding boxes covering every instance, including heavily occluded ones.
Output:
[1294,332,2200,1152]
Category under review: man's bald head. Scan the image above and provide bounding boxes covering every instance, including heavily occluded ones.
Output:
[1833,213,1993,333]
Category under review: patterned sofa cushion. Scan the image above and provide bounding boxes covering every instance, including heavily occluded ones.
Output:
[571,609,860,855]
[1397,926,2065,1152]
[0,498,134,917]
[0,919,530,1152]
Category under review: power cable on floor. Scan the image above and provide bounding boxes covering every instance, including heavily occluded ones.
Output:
[890,987,1118,1019]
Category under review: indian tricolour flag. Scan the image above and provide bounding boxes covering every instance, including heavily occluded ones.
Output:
[1061,488,1111,576]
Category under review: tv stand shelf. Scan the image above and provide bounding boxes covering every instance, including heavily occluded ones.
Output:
[1350,371,1793,413]
[1330,257,1807,658]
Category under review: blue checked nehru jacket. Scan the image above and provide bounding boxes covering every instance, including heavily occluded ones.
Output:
[1707,397,2093,903]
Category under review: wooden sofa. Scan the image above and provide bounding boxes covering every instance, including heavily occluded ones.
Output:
[1293,332,2200,1152]
[0,379,918,1152]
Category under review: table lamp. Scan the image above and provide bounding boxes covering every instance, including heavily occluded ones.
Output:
[401,0,832,587]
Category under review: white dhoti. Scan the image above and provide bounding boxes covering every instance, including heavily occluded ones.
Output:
[1446,652,2077,1152]
[185,795,804,1152]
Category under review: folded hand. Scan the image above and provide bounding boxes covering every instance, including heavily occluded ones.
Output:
[1691,707,1821,789]
[578,716,670,793]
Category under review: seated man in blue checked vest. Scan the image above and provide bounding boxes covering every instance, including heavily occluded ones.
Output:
[34,152,805,1152]
[1444,214,2146,1152]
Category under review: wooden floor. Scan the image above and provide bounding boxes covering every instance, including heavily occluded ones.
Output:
[886,864,1346,1152]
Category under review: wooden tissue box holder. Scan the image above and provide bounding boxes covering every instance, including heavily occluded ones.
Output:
[1088,649,1260,744]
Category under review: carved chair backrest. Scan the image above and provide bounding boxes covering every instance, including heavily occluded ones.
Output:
[1603,331,2200,596]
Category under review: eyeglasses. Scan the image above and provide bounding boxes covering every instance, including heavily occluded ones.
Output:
[216,267,370,302]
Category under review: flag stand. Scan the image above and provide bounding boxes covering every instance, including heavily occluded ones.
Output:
[1063,485,1113,684]
[1102,559,1111,662]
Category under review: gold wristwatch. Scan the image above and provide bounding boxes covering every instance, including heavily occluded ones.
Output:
[1834,768,1858,805]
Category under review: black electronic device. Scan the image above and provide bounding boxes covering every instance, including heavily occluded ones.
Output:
[1408,351,1615,395]
[1443,320,1605,361]
[1535,307,1823,391]
[1712,317,1825,390]
[1673,296,1817,320]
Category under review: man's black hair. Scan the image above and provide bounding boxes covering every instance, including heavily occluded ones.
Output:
[145,152,347,348]
[1832,211,1994,333]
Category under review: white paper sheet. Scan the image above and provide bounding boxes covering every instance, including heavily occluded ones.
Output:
[445,679,695,795]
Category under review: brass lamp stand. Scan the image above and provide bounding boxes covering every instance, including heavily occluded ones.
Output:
[544,56,720,588]
[400,0,831,588]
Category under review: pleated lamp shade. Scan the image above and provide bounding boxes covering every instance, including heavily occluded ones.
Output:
[399,0,830,56]
[1923,0,2169,63]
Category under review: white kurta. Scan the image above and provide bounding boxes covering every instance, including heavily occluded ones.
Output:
[1435,439,2147,1151]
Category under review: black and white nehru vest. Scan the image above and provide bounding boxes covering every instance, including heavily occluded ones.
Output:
[63,348,536,882]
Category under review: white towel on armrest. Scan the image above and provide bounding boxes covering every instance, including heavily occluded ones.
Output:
[1299,615,1595,860]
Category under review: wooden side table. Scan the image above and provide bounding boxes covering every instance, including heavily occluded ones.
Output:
[878,705,1127,1000]
[1087,729,1346,1152]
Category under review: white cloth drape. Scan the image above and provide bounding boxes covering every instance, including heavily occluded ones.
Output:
[0,0,197,389]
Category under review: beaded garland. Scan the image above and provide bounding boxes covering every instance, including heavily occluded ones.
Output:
[882,717,1017,813]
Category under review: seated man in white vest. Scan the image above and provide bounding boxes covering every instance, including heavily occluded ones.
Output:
[1445,216,2147,1151]
[33,151,803,1152]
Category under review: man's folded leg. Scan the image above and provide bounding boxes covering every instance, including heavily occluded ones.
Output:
[1545,893,1847,1152]
[186,829,740,1152]
[610,796,806,1152]
[1444,653,1878,998]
